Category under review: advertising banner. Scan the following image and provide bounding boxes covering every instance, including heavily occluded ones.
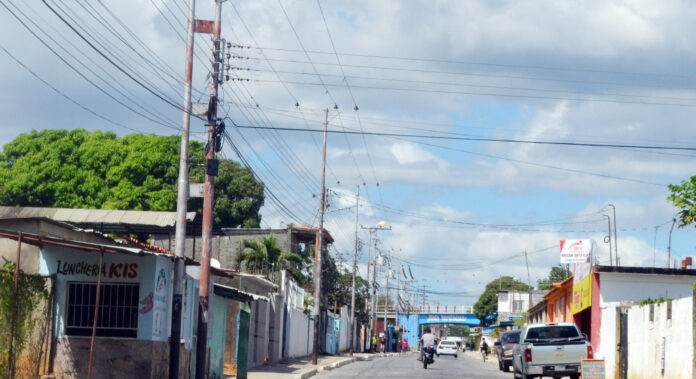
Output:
[560,239,592,264]
[572,274,592,314]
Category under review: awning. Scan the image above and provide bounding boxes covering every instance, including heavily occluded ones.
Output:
[213,283,269,303]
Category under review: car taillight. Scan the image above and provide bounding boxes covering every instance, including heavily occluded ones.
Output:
[587,345,593,359]
[525,348,532,362]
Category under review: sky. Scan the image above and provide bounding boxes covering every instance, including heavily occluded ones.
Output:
[1,0,696,308]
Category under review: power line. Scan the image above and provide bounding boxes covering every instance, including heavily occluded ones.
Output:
[246,78,696,108]
[238,67,696,104]
[41,0,202,117]
[230,124,696,152]
[229,53,696,92]
[275,0,338,106]
[0,0,181,131]
[0,43,139,133]
[236,45,696,80]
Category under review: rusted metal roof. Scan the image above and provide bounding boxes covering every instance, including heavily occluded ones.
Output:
[0,206,195,227]
[0,228,178,258]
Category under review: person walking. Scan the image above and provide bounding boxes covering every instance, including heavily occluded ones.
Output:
[371,334,378,353]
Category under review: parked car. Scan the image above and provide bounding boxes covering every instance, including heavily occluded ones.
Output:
[435,340,459,358]
[512,322,592,379]
[494,330,520,372]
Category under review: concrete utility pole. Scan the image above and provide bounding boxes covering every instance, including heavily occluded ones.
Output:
[349,185,359,356]
[360,223,390,346]
[609,204,618,266]
[371,241,378,338]
[383,266,389,339]
[312,109,329,365]
[171,0,196,377]
[524,249,532,310]
[196,1,223,378]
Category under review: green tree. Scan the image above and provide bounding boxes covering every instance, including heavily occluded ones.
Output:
[537,266,571,290]
[668,176,696,227]
[473,276,531,326]
[327,268,370,324]
[0,129,264,228]
[237,235,304,278]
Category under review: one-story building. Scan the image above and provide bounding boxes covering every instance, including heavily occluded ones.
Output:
[537,264,696,378]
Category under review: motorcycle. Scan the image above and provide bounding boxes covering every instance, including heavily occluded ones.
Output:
[422,346,435,369]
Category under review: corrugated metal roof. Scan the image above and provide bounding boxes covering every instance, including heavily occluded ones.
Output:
[0,206,195,227]
[0,228,177,258]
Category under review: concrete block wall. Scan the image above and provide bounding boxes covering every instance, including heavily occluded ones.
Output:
[153,232,292,270]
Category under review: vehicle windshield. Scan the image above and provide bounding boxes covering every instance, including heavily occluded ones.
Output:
[502,332,520,344]
[525,326,580,341]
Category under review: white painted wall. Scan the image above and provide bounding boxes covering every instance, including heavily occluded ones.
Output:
[597,271,696,378]
[284,307,314,358]
[497,290,546,314]
[626,298,692,379]
[338,306,351,352]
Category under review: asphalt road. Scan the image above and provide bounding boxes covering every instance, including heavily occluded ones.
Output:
[317,353,514,379]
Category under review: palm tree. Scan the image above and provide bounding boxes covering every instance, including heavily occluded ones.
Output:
[237,235,304,277]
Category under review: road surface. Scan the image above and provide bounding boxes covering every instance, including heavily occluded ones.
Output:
[317,353,513,379]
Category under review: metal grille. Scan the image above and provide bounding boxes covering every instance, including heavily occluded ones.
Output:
[65,282,139,338]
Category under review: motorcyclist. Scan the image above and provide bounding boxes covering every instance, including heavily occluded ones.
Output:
[420,328,436,362]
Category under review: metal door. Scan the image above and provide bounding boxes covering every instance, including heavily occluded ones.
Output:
[618,310,628,379]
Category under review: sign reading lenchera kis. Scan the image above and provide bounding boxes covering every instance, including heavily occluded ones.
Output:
[560,239,592,264]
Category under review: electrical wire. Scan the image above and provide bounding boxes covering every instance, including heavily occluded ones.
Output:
[229,124,696,152]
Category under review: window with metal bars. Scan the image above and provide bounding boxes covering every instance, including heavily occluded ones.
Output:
[65,282,139,338]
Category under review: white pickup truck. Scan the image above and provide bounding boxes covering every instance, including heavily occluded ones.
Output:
[512,322,593,379]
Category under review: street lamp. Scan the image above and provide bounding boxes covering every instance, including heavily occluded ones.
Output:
[668,218,677,268]
[603,214,613,266]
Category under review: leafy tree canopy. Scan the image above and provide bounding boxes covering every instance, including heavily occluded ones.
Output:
[668,176,696,227]
[0,129,264,228]
[473,276,532,326]
[537,266,571,290]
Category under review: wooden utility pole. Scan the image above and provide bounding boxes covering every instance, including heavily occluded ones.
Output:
[195,1,223,377]
[171,0,196,377]
[349,185,359,356]
[312,109,329,365]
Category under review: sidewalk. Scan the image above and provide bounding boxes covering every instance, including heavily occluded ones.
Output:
[233,352,405,379]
